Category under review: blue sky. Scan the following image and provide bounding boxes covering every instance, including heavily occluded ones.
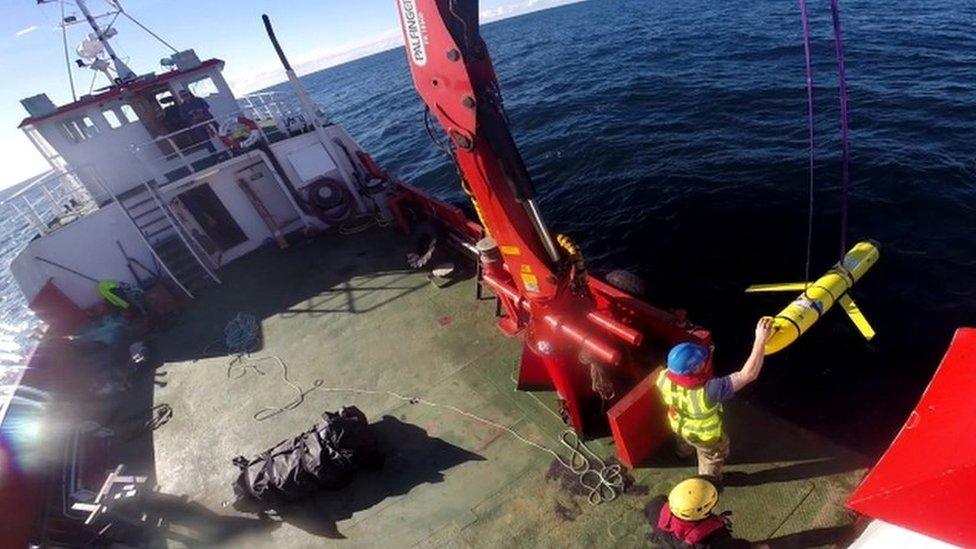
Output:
[0,0,581,189]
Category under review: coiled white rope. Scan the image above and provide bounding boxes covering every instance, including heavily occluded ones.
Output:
[558,430,625,505]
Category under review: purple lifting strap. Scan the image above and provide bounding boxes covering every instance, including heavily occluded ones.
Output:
[829,0,851,257]
[799,0,815,283]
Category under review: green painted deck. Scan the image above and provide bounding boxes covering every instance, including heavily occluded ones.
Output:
[141,228,867,548]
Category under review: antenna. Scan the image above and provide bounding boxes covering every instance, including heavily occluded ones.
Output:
[59,0,77,101]
[39,0,134,84]
[39,0,182,95]
[73,0,135,82]
[76,33,115,84]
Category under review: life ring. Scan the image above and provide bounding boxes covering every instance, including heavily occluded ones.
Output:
[218,115,261,150]
[306,177,352,223]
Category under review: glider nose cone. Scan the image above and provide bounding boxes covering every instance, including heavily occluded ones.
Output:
[764,318,799,355]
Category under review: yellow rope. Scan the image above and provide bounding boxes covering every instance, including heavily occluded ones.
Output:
[556,233,588,291]
[460,176,491,237]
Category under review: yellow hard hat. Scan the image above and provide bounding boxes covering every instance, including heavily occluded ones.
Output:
[668,477,719,521]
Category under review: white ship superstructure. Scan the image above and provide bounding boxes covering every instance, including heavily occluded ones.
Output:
[7,3,382,311]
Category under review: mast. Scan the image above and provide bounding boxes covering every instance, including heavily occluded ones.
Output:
[261,14,366,213]
[75,0,136,82]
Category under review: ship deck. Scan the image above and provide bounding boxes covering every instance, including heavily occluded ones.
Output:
[118,227,865,548]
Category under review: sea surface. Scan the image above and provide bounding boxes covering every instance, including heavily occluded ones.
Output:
[273,0,975,455]
[0,180,47,401]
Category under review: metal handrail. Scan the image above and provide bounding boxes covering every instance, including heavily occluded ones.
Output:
[129,117,234,187]
[133,92,305,151]
[0,166,100,238]
[91,175,196,300]
[128,90,323,187]
[131,112,301,188]
[238,91,317,132]
[131,116,223,155]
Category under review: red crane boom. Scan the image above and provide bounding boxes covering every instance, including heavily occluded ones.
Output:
[395,0,711,465]
[398,0,561,297]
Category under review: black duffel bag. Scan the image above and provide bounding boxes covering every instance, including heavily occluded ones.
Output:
[232,406,382,508]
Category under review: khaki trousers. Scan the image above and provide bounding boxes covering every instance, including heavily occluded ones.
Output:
[676,434,730,478]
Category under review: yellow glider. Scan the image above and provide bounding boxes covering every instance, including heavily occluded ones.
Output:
[746,240,879,355]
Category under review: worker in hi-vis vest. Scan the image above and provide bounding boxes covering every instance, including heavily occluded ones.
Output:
[655,317,774,479]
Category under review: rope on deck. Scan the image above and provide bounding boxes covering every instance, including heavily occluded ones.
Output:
[222,313,325,421]
[228,355,326,422]
[218,313,624,504]
[310,385,626,506]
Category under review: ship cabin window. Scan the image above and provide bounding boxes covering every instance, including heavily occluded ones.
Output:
[102,104,140,129]
[79,116,99,138]
[155,90,175,108]
[60,115,100,143]
[120,104,139,123]
[186,77,219,99]
[103,109,123,129]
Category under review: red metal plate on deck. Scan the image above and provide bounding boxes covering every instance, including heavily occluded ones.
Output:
[847,328,976,547]
[608,368,670,468]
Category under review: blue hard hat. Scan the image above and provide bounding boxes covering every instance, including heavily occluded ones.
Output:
[667,342,709,375]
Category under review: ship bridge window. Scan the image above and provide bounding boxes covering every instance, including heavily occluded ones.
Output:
[103,109,123,129]
[60,115,99,143]
[155,90,175,108]
[79,116,99,138]
[186,77,219,99]
[120,104,139,123]
[102,104,140,129]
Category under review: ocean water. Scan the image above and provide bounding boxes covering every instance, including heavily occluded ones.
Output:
[0,186,45,395]
[277,0,975,454]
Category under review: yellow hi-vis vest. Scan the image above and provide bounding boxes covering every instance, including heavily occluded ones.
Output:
[655,369,723,443]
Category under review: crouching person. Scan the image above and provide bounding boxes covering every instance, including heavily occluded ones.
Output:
[648,477,749,549]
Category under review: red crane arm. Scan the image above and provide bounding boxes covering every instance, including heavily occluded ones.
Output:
[396,0,563,300]
[394,1,710,463]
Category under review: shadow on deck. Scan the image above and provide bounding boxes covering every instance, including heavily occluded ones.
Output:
[130,492,280,547]
[119,416,481,546]
[38,227,869,547]
[642,400,867,479]
[261,416,485,540]
[155,229,443,364]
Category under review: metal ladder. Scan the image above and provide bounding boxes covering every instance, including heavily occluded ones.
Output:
[114,181,219,298]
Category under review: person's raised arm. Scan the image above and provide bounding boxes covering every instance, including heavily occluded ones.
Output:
[730,317,774,392]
